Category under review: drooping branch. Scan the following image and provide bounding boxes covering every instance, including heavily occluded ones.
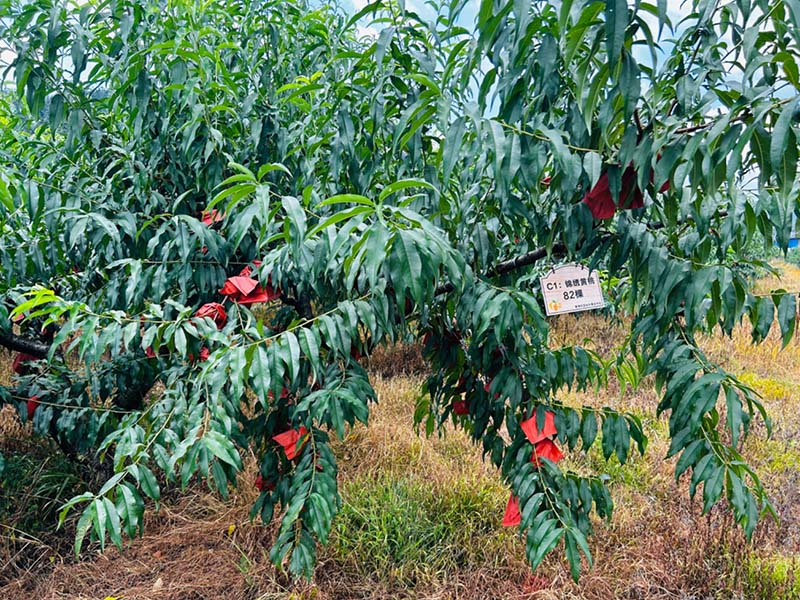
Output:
[1,212,710,358]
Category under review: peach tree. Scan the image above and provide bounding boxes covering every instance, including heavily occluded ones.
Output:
[1,0,798,580]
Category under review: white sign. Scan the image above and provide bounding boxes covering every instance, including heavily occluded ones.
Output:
[539,264,605,316]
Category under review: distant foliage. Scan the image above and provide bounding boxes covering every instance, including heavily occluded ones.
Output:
[785,248,800,266]
[1,0,798,580]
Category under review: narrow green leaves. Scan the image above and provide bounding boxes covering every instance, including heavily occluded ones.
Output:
[307,205,374,237]
[203,430,242,469]
[378,178,436,203]
[775,291,798,347]
[605,0,628,68]
[770,102,799,194]
[269,432,340,578]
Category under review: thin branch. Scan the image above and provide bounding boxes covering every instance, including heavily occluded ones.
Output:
[673,96,795,135]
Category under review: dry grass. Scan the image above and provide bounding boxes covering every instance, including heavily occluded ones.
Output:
[365,340,428,378]
[542,266,800,599]
[2,486,278,600]
[752,261,800,296]
[2,266,800,599]
[0,378,530,600]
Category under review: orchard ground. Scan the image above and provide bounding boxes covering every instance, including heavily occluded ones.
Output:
[1,265,799,600]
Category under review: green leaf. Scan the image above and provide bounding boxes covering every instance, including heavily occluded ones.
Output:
[565,531,581,582]
[93,498,107,549]
[656,0,668,34]
[250,346,272,405]
[770,102,797,192]
[228,161,257,180]
[391,231,424,304]
[378,179,437,203]
[207,182,256,213]
[299,327,321,379]
[605,0,628,68]
[117,483,142,539]
[58,492,94,527]
[317,194,374,208]
[97,472,126,497]
[138,466,161,501]
[619,50,640,114]
[565,528,593,582]
[530,522,564,569]
[10,288,59,321]
[174,325,187,357]
[776,292,797,347]
[581,410,597,451]
[204,431,242,469]
[307,205,373,237]
[702,465,725,512]
[284,331,301,382]
[257,162,291,180]
[102,497,123,549]
[443,117,465,181]
[726,387,743,449]
[74,503,95,556]
[675,439,705,480]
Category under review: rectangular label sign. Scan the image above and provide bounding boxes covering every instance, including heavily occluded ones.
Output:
[539,264,605,316]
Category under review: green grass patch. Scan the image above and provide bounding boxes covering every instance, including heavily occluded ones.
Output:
[739,552,800,599]
[329,474,514,585]
[0,447,86,535]
[747,438,800,474]
[578,436,654,494]
[738,373,798,403]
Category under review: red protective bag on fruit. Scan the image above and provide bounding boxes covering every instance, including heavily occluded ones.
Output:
[530,438,564,466]
[273,426,309,460]
[502,494,521,527]
[520,411,557,445]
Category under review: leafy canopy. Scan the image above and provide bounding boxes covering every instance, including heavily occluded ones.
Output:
[1,0,798,580]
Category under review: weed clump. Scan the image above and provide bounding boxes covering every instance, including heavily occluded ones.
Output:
[330,474,512,586]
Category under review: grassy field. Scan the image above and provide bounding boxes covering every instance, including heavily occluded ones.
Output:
[1,265,799,599]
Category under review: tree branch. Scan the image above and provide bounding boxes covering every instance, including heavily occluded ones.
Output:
[672,97,794,135]
[488,242,568,278]
[431,207,726,298]
[0,331,50,358]
[2,211,721,356]
[434,242,567,295]
[281,292,314,320]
